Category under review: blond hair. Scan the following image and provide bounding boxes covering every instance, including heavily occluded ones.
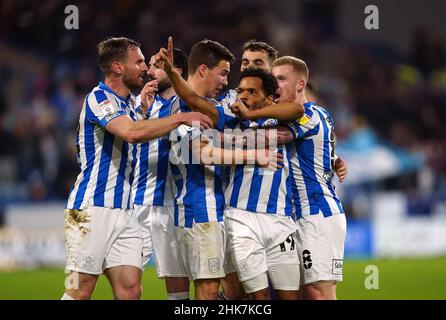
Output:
[272,56,309,80]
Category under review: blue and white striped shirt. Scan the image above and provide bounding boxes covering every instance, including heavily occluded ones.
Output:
[286,102,344,219]
[132,95,175,207]
[169,97,233,227]
[225,119,294,217]
[66,82,138,210]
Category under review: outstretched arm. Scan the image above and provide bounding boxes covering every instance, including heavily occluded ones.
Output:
[105,112,213,144]
[155,37,219,126]
[230,99,304,122]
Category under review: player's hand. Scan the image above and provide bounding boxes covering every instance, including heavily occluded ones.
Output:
[230,99,253,119]
[254,149,283,171]
[155,36,174,73]
[180,112,214,130]
[335,156,348,183]
[140,79,158,109]
[276,125,294,145]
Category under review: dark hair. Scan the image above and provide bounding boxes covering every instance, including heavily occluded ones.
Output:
[97,37,141,75]
[173,48,188,80]
[188,39,235,75]
[242,39,278,63]
[239,68,278,98]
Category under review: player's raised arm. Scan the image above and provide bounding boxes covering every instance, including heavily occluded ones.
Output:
[156,37,220,126]
[231,99,304,122]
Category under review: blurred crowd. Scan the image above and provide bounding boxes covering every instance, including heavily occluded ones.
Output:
[0,0,445,215]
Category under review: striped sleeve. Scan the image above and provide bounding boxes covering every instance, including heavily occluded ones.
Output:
[87,90,127,127]
[285,107,319,139]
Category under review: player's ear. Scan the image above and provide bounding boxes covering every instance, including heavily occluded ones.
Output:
[198,64,207,78]
[297,79,306,93]
[111,61,124,75]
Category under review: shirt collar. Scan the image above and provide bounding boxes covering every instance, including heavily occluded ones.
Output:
[304,101,315,108]
[98,81,131,103]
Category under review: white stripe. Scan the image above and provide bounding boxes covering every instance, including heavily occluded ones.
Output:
[177,205,186,228]
[236,166,254,209]
[204,165,217,221]
[164,165,174,205]
[144,137,159,203]
[276,150,289,214]
[256,169,273,213]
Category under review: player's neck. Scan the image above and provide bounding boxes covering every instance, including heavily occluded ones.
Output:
[295,90,308,105]
[187,75,206,97]
[104,77,130,99]
[160,87,176,101]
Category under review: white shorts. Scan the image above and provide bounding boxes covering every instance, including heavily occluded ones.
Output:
[224,207,300,292]
[64,206,143,275]
[176,221,227,281]
[296,213,347,285]
[134,204,187,278]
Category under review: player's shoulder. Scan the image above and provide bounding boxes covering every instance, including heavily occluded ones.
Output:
[308,103,335,130]
[87,83,119,108]
[305,102,330,117]
[216,89,237,107]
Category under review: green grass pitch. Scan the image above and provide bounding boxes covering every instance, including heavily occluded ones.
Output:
[0,257,445,300]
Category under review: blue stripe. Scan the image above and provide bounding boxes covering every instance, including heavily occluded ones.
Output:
[229,165,244,208]
[93,130,114,206]
[113,142,128,208]
[246,166,263,212]
[93,90,108,104]
[174,202,179,227]
[183,165,201,226]
[216,90,229,102]
[216,106,227,131]
[153,102,172,205]
[266,168,281,213]
[296,138,320,216]
[266,147,284,213]
[286,144,302,219]
[184,202,194,228]
[171,164,183,227]
[213,166,225,216]
[134,143,149,205]
[73,98,95,208]
[283,149,294,217]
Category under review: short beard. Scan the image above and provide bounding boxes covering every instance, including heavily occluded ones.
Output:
[157,78,172,94]
[123,73,143,92]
